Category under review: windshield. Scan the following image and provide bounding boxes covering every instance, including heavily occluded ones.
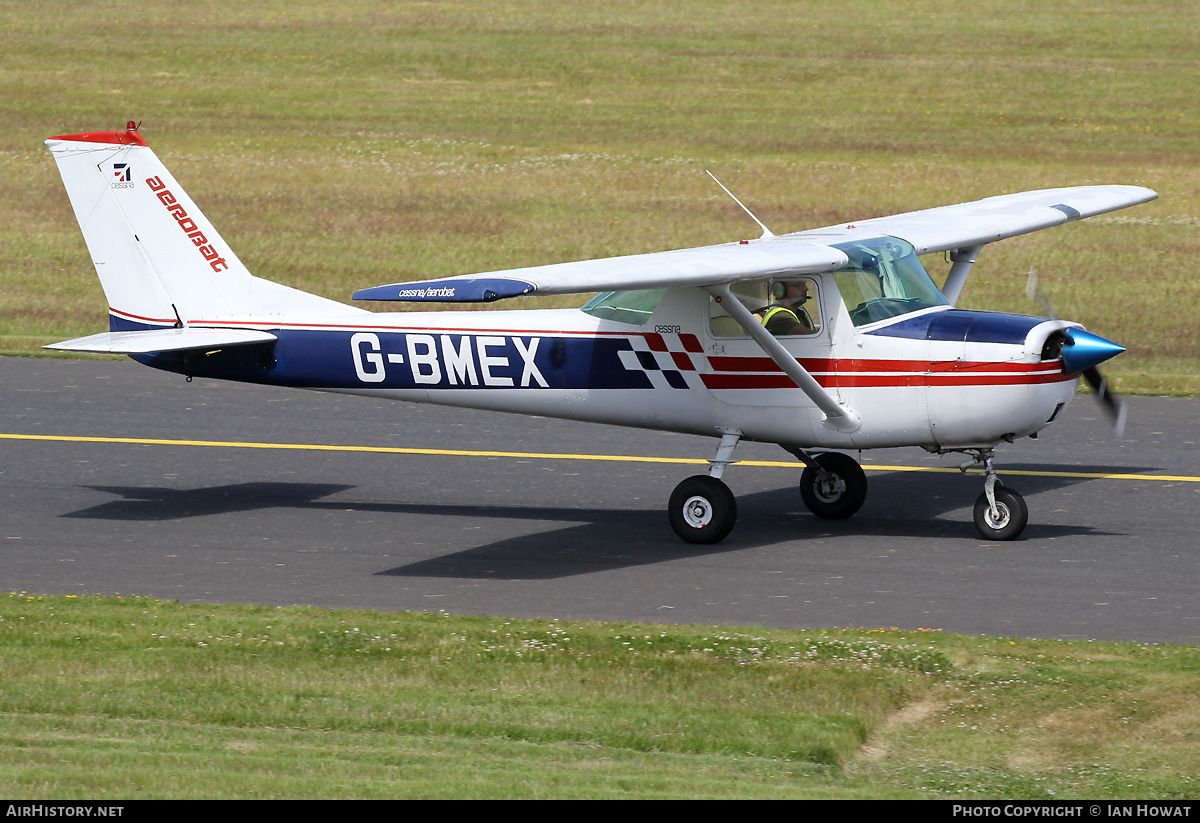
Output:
[580,289,665,325]
[832,238,947,327]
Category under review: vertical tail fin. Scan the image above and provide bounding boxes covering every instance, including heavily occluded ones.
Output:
[46,126,359,330]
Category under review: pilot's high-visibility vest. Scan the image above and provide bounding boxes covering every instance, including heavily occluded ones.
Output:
[760,305,813,332]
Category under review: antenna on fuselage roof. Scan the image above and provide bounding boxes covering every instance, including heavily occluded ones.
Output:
[706,170,775,240]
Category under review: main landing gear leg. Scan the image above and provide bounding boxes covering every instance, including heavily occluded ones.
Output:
[963,449,1028,541]
[668,432,740,544]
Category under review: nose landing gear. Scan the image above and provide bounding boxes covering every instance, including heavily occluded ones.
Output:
[962,449,1028,541]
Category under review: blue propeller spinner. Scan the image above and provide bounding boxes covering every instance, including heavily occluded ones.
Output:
[1060,328,1125,375]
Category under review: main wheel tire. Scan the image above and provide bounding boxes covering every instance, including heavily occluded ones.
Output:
[668,475,737,544]
[973,487,1028,541]
[799,452,868,519]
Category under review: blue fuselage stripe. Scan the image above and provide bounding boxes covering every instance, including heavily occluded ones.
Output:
[865,309,1046,345]
[135,328,655,391]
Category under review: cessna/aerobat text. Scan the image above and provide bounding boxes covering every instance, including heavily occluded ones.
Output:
[145,175,229,272]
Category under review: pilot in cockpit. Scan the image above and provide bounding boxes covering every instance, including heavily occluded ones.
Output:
[758,279,816,336]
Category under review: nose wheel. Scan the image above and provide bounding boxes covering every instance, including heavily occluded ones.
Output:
[963,450,1028,541]
[973,487,1028,540]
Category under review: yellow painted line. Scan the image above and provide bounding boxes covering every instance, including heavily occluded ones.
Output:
[2,432,1198,483]
[0,432,709,465]
[858,464,1200,482]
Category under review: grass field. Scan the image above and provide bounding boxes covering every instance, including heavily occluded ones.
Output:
[1,594,1197,799]
[1,0,1198,389]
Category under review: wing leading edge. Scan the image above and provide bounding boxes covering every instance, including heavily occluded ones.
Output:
[791,185,1158,254]
[353,184,1156,304]
[353,238,850,303]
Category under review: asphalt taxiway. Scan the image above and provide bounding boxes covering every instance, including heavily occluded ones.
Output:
[3,357,1198,643]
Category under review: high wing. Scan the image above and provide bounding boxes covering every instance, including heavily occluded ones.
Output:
[789,185,1158,253]
[353,238,849,303]
[353,185,1155,303]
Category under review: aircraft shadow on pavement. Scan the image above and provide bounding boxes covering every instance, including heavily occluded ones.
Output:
[63,464,1137,580]
[64,482,356,521]
[379,465,1132,579]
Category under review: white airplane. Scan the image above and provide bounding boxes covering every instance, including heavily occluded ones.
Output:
[44,125,1156,544]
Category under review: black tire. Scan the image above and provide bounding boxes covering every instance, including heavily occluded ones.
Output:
[799,452,868,519]
[973,487,1028,541]
[668,475,737,544]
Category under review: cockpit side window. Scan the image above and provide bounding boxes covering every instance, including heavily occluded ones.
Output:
[708,277,822,338]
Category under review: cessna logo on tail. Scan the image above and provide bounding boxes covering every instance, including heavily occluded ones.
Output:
[144,176,229,273]
[111,163,133,188]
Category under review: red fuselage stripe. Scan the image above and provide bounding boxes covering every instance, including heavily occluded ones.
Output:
[702,372,1075,390]
[189,319,649,336]
[707,356,1057,375]
[109,307,176,325]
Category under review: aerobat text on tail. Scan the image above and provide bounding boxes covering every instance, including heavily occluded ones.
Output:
[45,125,1157,544]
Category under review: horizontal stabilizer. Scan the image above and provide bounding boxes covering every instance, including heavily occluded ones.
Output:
[45,328,277,355]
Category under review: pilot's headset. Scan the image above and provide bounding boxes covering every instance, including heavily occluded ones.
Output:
[772,280,804,300]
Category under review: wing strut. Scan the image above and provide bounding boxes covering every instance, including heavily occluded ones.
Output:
[941,245,983,305]
[705,284,860,433]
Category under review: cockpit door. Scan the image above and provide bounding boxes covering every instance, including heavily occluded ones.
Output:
[702,275,833,407]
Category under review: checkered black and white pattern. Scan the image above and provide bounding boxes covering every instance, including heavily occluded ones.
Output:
[617,333,710,390]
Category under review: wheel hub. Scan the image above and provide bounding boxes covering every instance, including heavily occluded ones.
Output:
[983,501,1011,529]
[814,473,846,503]
[682,495,713,528]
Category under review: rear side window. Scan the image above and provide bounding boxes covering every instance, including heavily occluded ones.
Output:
[581,290,665,325]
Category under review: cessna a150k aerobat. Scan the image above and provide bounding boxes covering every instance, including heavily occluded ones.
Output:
[44,125,1155,544]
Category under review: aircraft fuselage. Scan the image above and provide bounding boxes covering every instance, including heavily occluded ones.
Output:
[133,282,1081,452]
